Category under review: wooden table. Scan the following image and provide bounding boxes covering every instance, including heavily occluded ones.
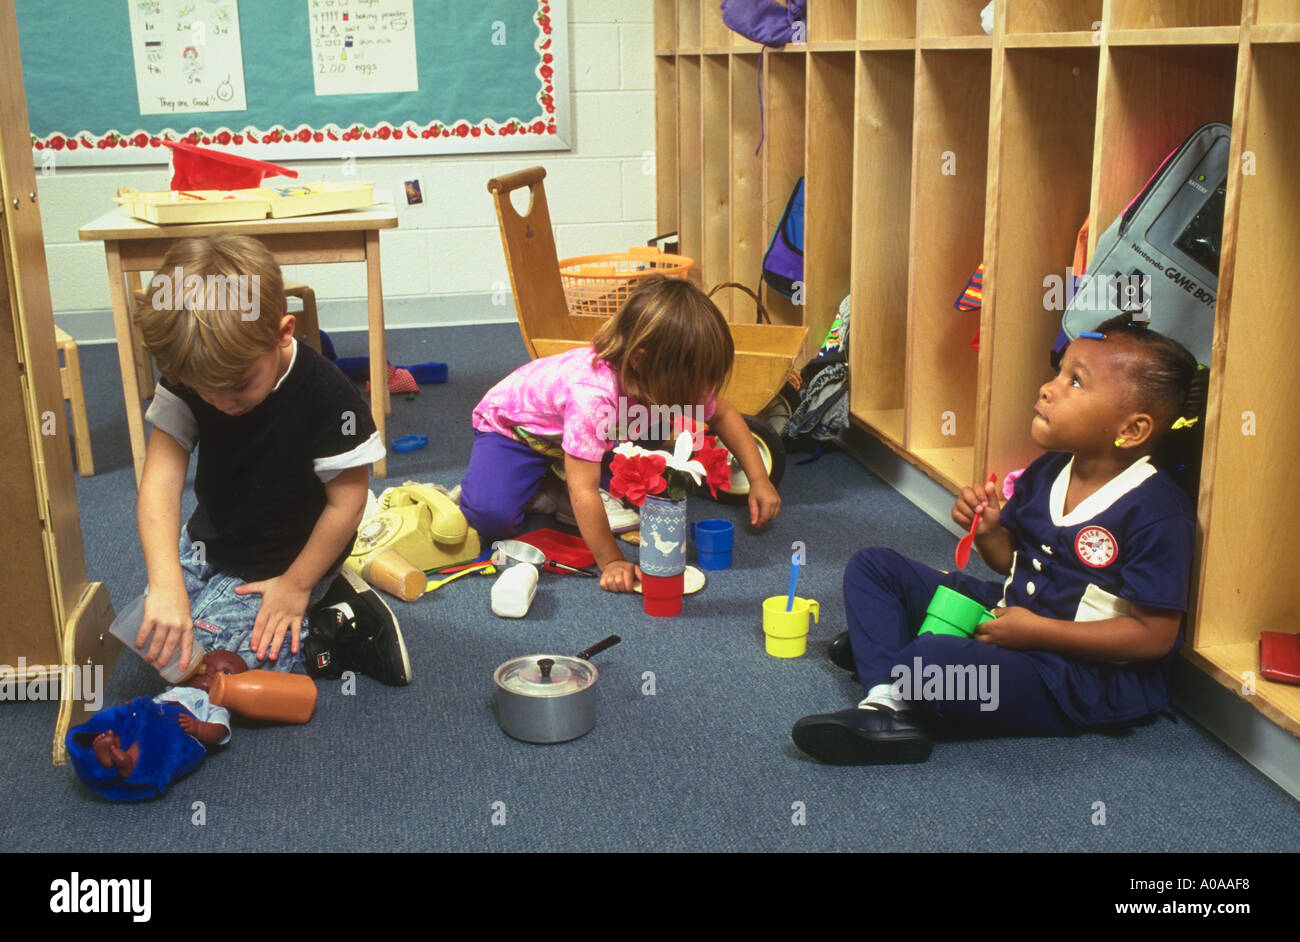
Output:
[79,194,398,481]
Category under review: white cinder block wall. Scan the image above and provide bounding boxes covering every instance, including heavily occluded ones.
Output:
[37,0,656,342]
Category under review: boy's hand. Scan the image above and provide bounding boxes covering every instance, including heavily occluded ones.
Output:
[139,585,195,673]
[599,559,641,594]
[952,477,1002,536]
[976,606,1041,650]
[237,576,310,662]
[747,478,782,527]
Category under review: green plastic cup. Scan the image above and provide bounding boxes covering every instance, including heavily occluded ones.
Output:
[918,585,995,638]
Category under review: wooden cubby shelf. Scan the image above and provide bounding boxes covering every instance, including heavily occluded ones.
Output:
[655,3,1300,738]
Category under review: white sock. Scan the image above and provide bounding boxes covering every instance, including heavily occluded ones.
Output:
[858,683,911,713]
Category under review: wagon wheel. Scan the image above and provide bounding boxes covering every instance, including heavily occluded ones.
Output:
[712,414,786,505]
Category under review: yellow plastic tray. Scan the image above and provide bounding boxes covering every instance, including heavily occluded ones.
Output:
[114,181,375,224]
[114,188,270,225]
[249,181,376,218]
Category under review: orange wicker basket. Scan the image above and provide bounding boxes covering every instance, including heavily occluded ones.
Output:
[558,246,695,316]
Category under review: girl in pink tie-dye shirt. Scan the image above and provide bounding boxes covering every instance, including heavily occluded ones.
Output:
[461,275,782,593]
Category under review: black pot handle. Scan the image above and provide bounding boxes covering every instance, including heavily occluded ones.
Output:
[576,635,621,661]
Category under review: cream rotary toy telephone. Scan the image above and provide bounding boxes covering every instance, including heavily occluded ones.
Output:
[346,483,481,601]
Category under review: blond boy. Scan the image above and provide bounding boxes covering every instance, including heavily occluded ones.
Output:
[130,233,409,684]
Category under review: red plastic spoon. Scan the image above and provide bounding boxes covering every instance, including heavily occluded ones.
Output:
[955,473,998,569]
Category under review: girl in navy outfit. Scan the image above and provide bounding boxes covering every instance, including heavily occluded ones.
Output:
[793,316,1207,765]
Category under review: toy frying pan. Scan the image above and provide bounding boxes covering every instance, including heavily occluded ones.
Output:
[492,540,598,577]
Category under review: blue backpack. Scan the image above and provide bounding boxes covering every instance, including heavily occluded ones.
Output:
[762,177,804,300]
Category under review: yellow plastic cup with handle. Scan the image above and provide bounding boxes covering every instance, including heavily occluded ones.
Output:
[763,596,820,658]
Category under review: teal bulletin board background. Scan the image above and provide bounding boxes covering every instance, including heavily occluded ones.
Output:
[18,0,570,164]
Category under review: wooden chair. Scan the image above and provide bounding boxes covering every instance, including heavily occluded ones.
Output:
[53,326,94,476]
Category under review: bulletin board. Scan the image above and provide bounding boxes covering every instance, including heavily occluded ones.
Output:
[17,0,570,166]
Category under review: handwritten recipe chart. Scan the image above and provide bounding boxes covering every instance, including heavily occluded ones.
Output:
[309,0,418,96]
[127,0,249,115]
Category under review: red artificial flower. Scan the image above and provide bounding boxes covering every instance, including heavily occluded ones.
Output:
[696,435,732,499]
[609,452,667,507]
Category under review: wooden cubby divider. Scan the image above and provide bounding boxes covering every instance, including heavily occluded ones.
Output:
[729,54,764,314]
[702,55,732,306]
[803,52,856,360]
[906,48,989,487]
[654,2,1300,738]
[1188,41,1300,733]
[760,50,806,328]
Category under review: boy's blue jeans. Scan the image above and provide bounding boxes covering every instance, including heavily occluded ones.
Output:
[171,528,339,674]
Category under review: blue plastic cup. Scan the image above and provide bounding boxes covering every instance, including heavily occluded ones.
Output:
[692,519,734,570]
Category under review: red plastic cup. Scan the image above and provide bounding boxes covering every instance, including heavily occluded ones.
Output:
[641,572,684,617]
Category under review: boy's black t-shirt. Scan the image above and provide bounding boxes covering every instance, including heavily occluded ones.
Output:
[145,341,383,582]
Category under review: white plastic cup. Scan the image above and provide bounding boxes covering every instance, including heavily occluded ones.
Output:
[108,592,206,684]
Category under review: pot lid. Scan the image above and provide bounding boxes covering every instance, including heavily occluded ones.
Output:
[495,655,595,697]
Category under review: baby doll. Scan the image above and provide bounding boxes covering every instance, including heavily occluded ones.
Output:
[66,651,246,802]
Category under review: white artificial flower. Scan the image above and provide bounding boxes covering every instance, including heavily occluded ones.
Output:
[662,431,707,485]
[613,440,648,458]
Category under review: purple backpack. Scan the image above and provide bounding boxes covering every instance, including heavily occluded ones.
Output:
[721,0,807,46]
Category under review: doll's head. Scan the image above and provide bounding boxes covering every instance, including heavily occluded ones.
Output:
[188,649,248,693]
[591,275,734,410]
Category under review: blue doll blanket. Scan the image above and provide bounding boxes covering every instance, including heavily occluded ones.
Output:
[66,696,207,802]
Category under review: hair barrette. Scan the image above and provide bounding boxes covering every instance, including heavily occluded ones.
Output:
[1171,416,1199,430]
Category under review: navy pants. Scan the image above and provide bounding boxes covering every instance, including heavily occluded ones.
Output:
[844,547,1082,736]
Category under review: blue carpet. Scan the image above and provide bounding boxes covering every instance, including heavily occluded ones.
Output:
[4,322,1296,852]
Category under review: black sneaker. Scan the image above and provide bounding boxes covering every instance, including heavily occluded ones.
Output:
[307,568,412,685]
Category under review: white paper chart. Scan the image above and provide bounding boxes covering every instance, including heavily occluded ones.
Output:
[127,0,249,115]
[309,0,419,96]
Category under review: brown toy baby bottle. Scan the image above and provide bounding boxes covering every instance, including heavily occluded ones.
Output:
[209,670,317,724]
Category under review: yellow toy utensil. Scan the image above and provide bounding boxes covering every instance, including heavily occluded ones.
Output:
[425,563,496,594]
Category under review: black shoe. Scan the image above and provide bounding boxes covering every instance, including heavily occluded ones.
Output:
[307,569,412,686]
[828,631,856,672]
[792,707,932,765]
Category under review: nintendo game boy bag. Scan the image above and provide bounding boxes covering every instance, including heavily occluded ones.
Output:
[1061,122,1231,366]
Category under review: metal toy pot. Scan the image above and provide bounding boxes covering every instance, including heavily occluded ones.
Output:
[493,635,621,744]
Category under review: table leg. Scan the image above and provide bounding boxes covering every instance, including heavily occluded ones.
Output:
[106,243,148,484]
[131,271,155,398]
[365,230,388,478]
